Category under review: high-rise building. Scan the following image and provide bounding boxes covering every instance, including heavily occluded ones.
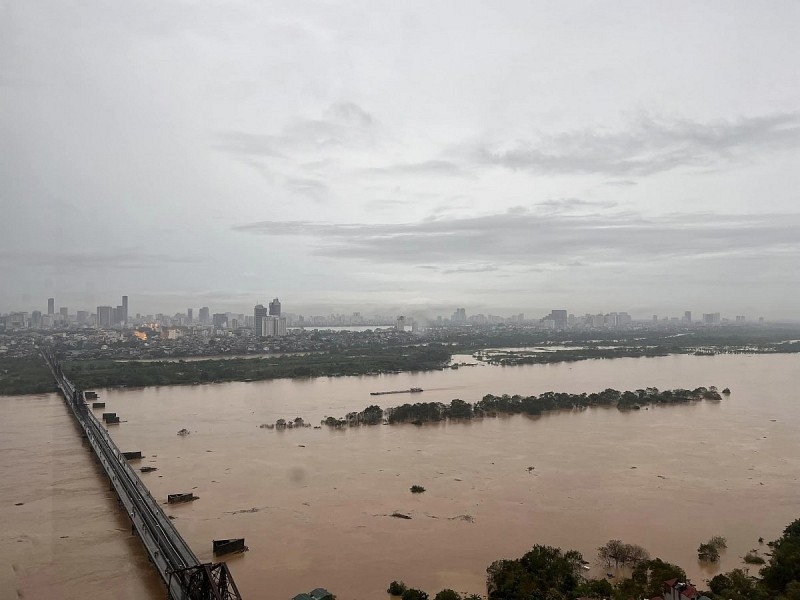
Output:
[254,304,268,337]
[684,311,692,324]
[452,308,466,323]
[97,306,114,328]
[544,310,568,329]
[396,315,406,331]
[187,308,193,323]
[59,307,68,321]
[269,298,281,316]
[212,313,228,328]
[121,296,128,326]
[47,298,55,315]
[258,315,288,337]
[31,311,42,328]
[199,307,210,325]
[77,310,89,325]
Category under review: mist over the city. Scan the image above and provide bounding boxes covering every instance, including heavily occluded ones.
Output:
[2,1,800,318]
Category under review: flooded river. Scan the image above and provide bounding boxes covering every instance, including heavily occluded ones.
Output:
[2,353,799,599]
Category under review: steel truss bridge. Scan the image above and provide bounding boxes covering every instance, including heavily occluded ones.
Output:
[41,349,243,600]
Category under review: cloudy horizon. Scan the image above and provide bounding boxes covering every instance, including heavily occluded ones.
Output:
[2,1,799,319]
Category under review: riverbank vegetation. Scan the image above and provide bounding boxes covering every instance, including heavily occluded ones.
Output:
[4,321,799,395]
[60,345,452,390]
[319,386,725,428]
[388,517,800,599]
[0,356,56,395]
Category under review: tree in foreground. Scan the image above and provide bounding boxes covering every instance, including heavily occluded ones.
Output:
[401,589,429,600]
[629,558,687,599]
[486,545,584,600]
[760,518,800,596]
[388,581,408,596]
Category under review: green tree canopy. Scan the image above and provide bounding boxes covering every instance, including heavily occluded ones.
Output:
[760,518,800,595]
[486,545,583,600]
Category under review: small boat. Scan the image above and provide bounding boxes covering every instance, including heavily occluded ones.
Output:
[140,466,158,473]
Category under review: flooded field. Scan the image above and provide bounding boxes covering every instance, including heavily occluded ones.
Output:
[2,353,799,599]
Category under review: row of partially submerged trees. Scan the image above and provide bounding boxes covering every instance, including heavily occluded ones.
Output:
[319,386,728,428]
[387,518,800,600]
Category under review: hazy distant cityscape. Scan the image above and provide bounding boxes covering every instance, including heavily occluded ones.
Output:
[0,294,770,335]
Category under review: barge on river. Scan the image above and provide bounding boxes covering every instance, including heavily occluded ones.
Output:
[370,387,423,396]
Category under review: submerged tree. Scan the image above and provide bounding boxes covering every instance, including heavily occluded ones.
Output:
[597,540,650,568]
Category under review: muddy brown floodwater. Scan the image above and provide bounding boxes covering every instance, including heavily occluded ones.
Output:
[2,353,799,599]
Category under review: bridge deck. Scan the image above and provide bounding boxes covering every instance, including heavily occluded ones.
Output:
[41,350,242,600]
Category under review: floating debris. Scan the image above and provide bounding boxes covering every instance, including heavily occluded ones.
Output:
[167,492,198,504]
[448,514,475,523]
[213,538,248,556]
[391,512,412,520]
[177,428,190,436]
[226,507,261,515]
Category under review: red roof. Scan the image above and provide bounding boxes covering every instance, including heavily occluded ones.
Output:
[680,585,698,599]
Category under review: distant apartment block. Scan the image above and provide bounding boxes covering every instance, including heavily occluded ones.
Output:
[97,306,114,328]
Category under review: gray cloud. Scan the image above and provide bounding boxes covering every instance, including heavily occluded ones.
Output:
[285,177,329,202]
[0,249,201,270]
[472,113,800,176]
[537,198,618,213]
[361,160,469,178]
[441,265,499,275]
[213,101,377,159]
[232,209,800,268]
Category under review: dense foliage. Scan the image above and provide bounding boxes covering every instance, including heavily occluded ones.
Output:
[388,518,800,600]
[760,519,800,597]
[322,386,723,427]
[486,545,584,600]
[0,356,56,395]
[61,344,452,389]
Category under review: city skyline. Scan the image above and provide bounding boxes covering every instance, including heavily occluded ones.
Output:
[2,2,800,318]
[0,293,774,328]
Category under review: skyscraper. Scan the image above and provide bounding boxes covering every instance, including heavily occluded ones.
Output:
[47,298,54,314]
[97,306,113,328]
[187,308,193,323]
[59,307,68,321]
[254,304,268,337]
[269,298,281,316]
[121,296,128,326]
[199,307,210,325]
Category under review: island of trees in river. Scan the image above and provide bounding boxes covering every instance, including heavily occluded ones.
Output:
[311,386,728,429]
[384,517,800,600]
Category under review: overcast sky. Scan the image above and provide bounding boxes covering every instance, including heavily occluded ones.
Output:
[2,1,799,319]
